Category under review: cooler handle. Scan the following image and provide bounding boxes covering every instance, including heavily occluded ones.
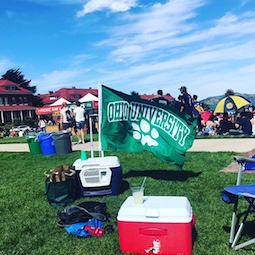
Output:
[139,227,167,236]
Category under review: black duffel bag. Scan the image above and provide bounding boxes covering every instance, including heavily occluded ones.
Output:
[57,201,109,227]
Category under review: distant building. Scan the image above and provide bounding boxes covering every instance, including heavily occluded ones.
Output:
[38,87,98,105]
[0,81,175,125]
[38,88,174,106]
[35,87,98,122]
[0,79,37,123]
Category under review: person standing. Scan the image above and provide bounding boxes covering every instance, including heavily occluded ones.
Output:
[38,118,46,132]
[192,94,204,132]
[150,89,170,106]
[179,86,193,116]
[73,101,86,144]
[60,102,73,132]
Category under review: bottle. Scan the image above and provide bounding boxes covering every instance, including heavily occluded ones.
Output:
[81,150,87,160]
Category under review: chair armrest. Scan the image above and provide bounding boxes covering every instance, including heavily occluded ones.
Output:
[234,156,255,164]
[234,156,255,185]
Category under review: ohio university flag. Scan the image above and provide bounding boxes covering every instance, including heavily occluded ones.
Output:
[100,85,197,169]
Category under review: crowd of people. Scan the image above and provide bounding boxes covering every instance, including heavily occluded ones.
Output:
[35,101,87,145]
[201,111,255,136]
[36,100,97,144]
[151,86,255,137]
[3,88,254,139]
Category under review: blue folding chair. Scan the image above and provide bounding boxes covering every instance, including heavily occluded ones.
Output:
[222,156,255,250]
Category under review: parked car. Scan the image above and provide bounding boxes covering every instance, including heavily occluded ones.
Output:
[11,125,31,132]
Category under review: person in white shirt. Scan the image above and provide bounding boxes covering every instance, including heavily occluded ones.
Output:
[38,118,46,132]
[73,101,85,144]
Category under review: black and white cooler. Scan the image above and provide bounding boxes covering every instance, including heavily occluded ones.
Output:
[73,156,122,197]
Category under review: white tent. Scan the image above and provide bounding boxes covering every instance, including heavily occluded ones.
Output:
[50,97,71,106]
[79,93,98,103]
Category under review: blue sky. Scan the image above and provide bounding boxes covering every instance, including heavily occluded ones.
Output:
[0,0,254,100]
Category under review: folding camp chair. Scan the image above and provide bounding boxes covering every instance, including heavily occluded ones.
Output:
[222,156,255,250]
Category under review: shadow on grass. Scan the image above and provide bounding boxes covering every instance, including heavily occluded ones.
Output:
[121,180,130,193]
[193,227,198,249]
[123,169,202,181]
[223,220,255,251]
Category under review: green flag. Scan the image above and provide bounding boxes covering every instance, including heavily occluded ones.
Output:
[100,85,197,169]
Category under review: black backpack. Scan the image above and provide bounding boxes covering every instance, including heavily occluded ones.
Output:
[57,201,109,227]
[66,109,74,124]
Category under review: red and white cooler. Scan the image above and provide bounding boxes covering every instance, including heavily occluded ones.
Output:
[117,196,195,255]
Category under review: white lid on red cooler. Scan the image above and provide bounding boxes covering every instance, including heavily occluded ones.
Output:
[117,196,192,223]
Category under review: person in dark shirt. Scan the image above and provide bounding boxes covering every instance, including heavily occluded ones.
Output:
[179,86,193,116]
[236,111,252,135]
[218,112,237,135]
[151,89,170,105]
[174,95,184,112]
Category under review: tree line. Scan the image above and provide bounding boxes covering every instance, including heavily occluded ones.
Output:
[1,68,43,107]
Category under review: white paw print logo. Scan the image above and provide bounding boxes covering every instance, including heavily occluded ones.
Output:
[132,119,159,146]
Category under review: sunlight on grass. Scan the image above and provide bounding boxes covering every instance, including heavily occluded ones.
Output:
[1,150,255,254]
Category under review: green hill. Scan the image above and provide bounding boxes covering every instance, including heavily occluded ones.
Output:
[201,93,255,111]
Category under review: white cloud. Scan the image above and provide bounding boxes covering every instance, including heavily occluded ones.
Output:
[100,3,255,63]
[71,54,94,66]
[14,0,85,5]
[6,11,15,18]
[83,36,255,99]
[77,0,138,17]
[0,57,13,74]
[34,69,82,93]
[241,0,249,6]
[97,0,205,61]
[27,0,255,100]
[115,58,125,63]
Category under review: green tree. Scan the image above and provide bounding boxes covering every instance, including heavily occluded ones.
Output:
[24,116,37,127]
[130,91,140,99]
[13,118,21,125]
[225,89,235,97]
[202,102,210,111]
[2,68,43,107]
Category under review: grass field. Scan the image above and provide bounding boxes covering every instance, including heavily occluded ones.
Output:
[2,147,255,255]
[1,134,255,254]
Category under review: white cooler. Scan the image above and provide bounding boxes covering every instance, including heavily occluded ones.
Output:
[117,196,195,255]
[73,156,122,197]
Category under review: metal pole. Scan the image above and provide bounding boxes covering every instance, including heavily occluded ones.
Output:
[89,115,94,158]
[98,83,104,157]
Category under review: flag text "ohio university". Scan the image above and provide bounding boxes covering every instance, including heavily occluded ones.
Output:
[107,101,190,146]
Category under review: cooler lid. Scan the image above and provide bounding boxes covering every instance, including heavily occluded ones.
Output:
[73,156,120,169]
[117,196,192,223]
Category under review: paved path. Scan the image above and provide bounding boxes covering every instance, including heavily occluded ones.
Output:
[0,138,254,153]
[188,138,255,152]
[0,141,98,152]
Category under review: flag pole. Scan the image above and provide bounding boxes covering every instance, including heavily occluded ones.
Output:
[98,82,104,157]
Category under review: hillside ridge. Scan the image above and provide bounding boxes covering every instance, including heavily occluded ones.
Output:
[201,93,255,110]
